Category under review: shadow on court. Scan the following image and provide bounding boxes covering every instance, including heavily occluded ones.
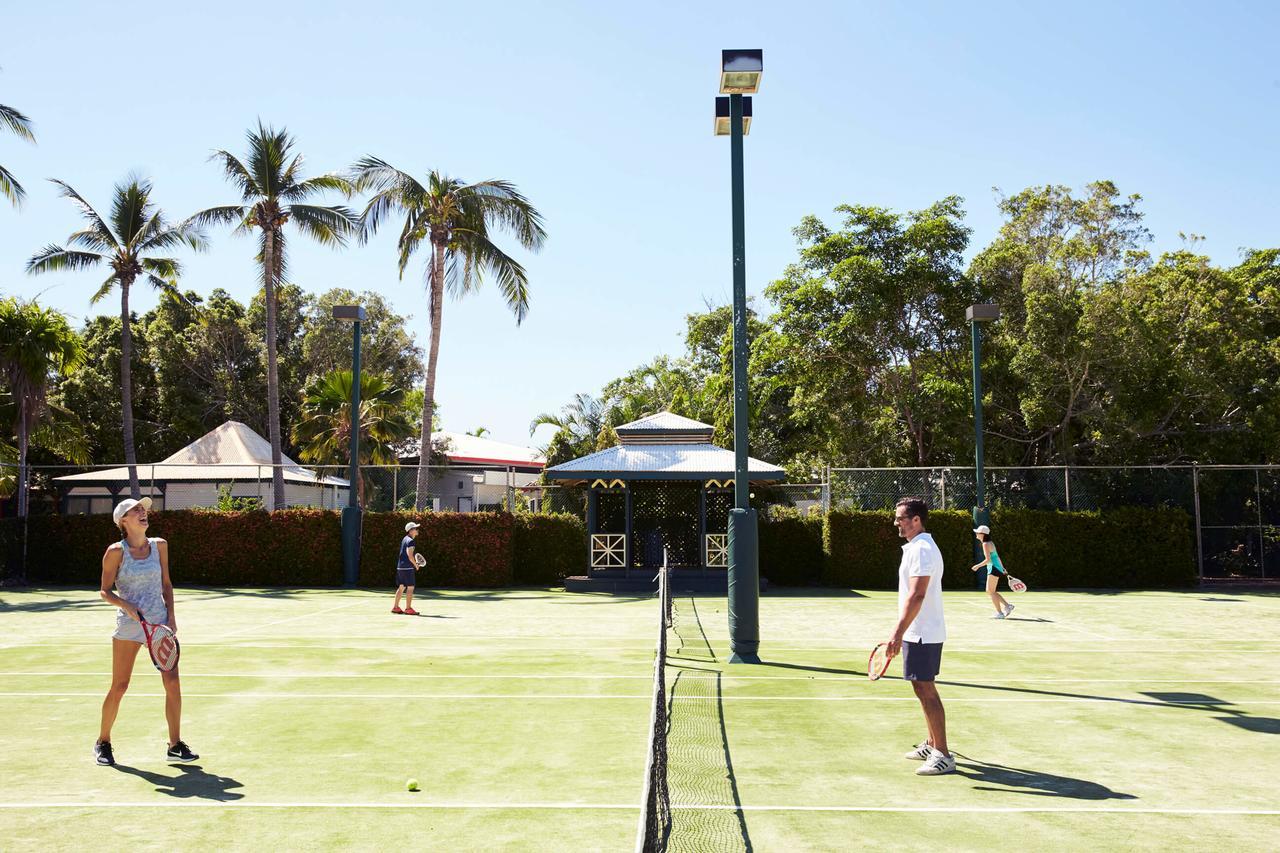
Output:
[954,758,1137,801]
[111,763,244,800]
[757,660,864,677]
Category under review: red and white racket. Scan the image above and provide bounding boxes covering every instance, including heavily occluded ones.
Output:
[1008,575,1028,593]
[867,642,892,681]
[139,613,180,672]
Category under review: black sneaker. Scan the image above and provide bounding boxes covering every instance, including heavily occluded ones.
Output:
[95,740,115,766]
[166,740,199,762]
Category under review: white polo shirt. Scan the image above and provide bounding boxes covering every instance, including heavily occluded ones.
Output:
[898,531,946,643]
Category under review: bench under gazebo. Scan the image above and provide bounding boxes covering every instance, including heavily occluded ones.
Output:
[544,412,784,591]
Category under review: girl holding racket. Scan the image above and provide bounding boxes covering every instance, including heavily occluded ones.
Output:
[94,497,198,766]
[971,524,1014,618]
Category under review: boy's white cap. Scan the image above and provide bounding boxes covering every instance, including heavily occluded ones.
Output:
[113,497,153,527]
[404,521,421,532]
[973,524,992,535]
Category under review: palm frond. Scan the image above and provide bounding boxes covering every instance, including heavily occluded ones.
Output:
[47,180,116,245]
[140,223,207,253]
[141,256,182,281]
[66,226,116,252]
[26,245,104,276]
[0,164,26,206]
[110,176,154,244]
[209,149,260,201]
[0,103,36,142]
[464,180,548,251]
[281,173,353,202]
[349,156,422,194]
[90,275,119,304]
[288,204,356,247]
[462,233,531,324]
[182,205,248,231]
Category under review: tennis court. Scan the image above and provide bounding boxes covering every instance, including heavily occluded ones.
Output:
[2,586,1278,851]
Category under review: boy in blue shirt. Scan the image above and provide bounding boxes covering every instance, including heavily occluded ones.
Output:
[393,521,421,615]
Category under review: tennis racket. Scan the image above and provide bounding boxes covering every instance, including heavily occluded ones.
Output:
[867,642,892,681]
[414,553,426,569]
[139,613,180,672]
[1008,574,1028,593]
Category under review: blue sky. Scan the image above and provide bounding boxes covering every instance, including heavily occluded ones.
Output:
[2,0,1277,450]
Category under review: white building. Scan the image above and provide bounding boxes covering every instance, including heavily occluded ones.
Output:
[56,421,349,514]
[397,431,545,512]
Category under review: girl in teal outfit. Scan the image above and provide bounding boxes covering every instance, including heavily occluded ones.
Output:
[971,524,1014,619]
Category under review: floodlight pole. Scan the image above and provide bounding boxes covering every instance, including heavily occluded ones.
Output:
[726,89,760,664]
[967,304,999,578]
[336,306,366,587]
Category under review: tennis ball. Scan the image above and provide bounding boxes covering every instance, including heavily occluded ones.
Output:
[406,778,420,792]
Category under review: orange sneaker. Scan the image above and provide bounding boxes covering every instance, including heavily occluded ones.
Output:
[391,606,404,614]
[403,607,419,616]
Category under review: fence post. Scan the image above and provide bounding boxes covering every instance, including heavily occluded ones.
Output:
[507,466,515,514]
[1064,466,1072,512]
[940,469,947,510]
[1257,468,1267,579]
[1192,464,1204,582]
[257,466,263,509]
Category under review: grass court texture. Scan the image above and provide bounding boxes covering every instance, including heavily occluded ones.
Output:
[1,585,1277,851]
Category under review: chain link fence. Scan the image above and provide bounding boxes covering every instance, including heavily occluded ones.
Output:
[6,462,1276,580]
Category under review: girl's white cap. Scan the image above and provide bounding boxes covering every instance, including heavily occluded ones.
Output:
[973,524,992,535]
[113,497,153,527]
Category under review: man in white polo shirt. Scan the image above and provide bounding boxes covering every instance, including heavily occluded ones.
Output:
[887,496,954,776]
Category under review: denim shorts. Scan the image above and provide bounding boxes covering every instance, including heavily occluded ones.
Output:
[395,568,417,588]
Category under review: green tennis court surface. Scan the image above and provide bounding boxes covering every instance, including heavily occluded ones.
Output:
[1,587,1277,851]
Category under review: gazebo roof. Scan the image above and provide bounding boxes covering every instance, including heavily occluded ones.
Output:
[545,413,784,482]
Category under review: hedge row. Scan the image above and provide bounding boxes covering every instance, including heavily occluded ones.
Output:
[0,509,585,589]
[761,506,1196,589]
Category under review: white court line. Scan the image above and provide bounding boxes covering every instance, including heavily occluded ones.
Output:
[4,691,1279,704]
[4,672,1277,684]
[219,600,367,638]
[0,802,1276,815]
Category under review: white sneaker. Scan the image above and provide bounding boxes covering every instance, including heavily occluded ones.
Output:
[1003,603,1015,617]
[904,742,933,761]
[915,751,956,776]
[991,612,1006,619]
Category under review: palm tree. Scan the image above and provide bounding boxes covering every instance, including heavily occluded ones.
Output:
[0,298,84,517]
[351,159,546,510]
[1,98,35,207]
[189,122,355,509]
[291,369,414,507]
[529,393,606,444]
[27,177,204,498]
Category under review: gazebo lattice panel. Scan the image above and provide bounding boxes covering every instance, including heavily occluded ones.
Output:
[631,482,701,568]
[597,491,626,533]
[705,490,733,534]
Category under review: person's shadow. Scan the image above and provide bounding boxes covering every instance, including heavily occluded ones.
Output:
[112,764,244,801]
[955,757,1136,801]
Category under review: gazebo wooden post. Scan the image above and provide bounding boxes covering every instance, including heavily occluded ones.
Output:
[699,485,708,570]
[624,482,633,579]
[586,487,598,573]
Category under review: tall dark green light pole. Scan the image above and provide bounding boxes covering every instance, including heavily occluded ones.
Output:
[966,303,999,534]
[334,304,366,587]
[716,49,763,664]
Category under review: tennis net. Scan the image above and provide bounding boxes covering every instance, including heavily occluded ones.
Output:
[636,559,673,852]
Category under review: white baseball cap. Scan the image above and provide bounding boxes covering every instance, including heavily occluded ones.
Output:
[404,521,421,533]
[113,497,153,528]
[973,524,992,535]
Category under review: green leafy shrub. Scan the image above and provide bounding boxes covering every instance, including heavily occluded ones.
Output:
[759,514,824,585]
[513,513,586,585]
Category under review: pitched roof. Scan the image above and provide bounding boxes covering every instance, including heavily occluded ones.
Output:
[544,443,784,481]
[615,412,713,435]
[398,431,545,467]
[54,421,347,485]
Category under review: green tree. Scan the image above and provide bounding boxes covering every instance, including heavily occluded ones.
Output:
[189,122,355,508]
[301,288,423,387]
[0,299,84,516]
[26,177,204,496]
[352,159,546,509]
[768,197,980,465]
[530,393,606,467]
[291,369,415,507]
[0,97,35,207]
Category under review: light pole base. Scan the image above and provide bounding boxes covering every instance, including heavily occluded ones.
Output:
[727,508,760,664]
[729,649,761,664]
[341,506,363,588]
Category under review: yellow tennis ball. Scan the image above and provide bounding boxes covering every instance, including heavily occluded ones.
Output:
[406,778,420,792]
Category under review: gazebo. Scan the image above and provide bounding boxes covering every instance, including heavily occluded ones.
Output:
[544,412,784,590]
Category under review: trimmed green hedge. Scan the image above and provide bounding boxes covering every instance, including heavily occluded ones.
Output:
[822,507,1195,589]
[359,511,514,588]
[513,514,586,585]
[759,514,825,585]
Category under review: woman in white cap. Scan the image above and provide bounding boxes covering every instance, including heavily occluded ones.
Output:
[971,524,1014,619]
[93,496,197,766]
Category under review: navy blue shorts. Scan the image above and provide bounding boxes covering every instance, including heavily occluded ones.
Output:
[396,568,416,588]
[902,640,943,681]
